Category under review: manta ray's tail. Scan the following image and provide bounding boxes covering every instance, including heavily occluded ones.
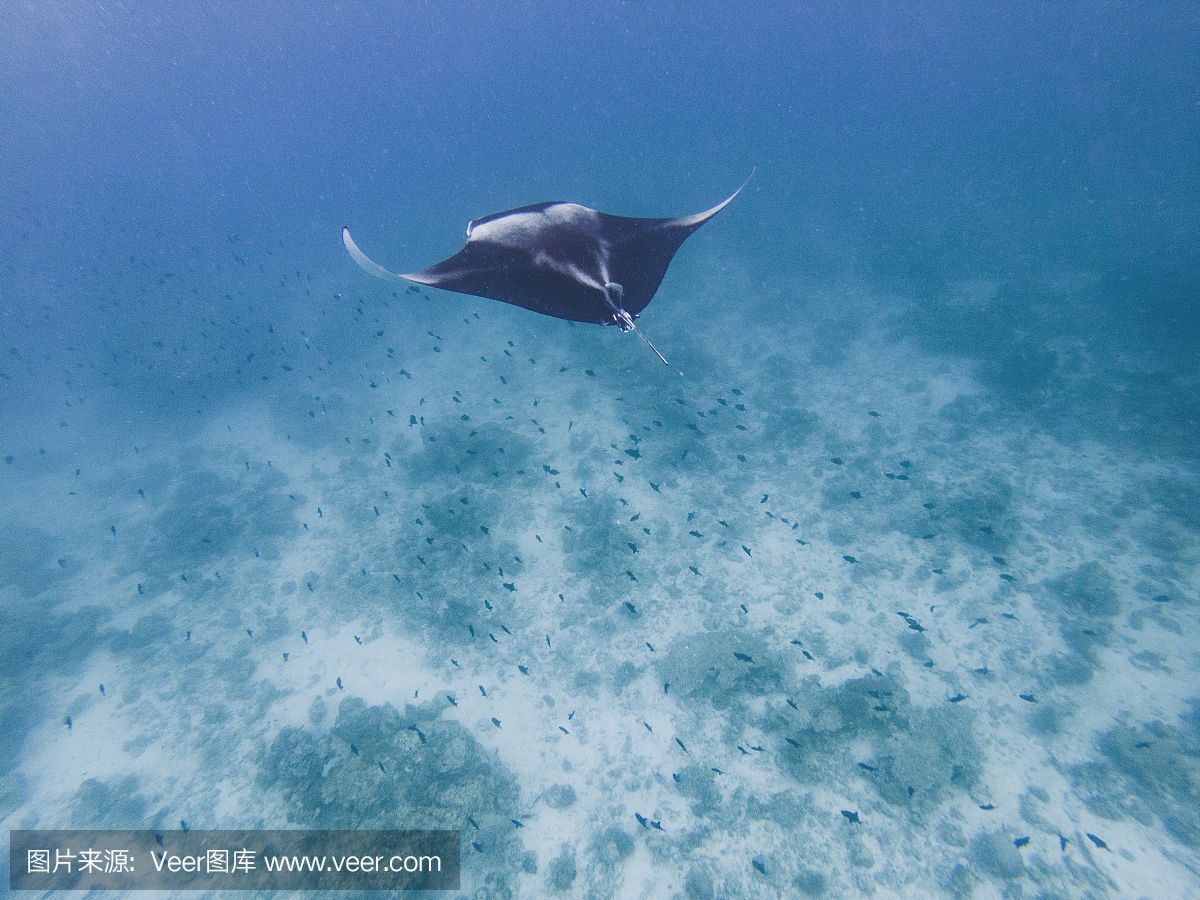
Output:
[633,325,670,366]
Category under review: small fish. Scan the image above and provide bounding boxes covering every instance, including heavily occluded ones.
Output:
[301,631,308,644]
[65,716,73,731]
[646,641,655,652]
[1013,836,1029,848]
[1086,833,1108,850]
[841,810,860,824]
[511,818,524,828]
[1019,693,1037,703]
[558,726,570,734]
[350,743,359,756]
[181,819,189,833]
[842,555,858,564]
[643,721,653,733]
[635,812,648,828]
[752,859,767,875]
[675,737,689,754]
[354,635,363,645]
[651,820,663,831]
[733,652,753,662]
[491,717,502,728]
[742,545,752,557]
[948,693,967,703]
[336,676,344,690]
[479,684,488,697]
[282,652,289,662]
[979,803,995,811]
[447,695,458,707]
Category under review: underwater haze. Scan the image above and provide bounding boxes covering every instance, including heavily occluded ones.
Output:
[3,1,1199,896]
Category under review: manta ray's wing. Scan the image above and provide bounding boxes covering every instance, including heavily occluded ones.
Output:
[342,227,434,285]
[590,174,752,317]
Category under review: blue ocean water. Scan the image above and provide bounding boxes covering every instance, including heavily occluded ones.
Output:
[2,2,1198,896]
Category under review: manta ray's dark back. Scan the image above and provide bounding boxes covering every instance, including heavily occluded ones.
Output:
[404,208,689,324]
[342,173,751,364]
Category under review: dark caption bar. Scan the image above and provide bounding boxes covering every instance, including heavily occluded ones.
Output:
[10,829,459,891]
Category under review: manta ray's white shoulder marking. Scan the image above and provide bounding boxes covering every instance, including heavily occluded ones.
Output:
[467,203,600,248]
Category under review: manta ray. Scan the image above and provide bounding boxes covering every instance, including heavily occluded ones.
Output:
[342,173,751,365]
